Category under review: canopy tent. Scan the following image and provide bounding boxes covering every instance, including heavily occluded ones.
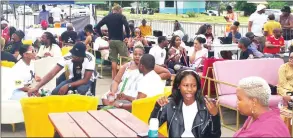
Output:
[8,0,74,4]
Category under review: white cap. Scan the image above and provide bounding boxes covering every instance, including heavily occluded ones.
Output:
[256,4,266,12]
[1,20,8,25]
[149,118,159,130]
[101,25,108,30]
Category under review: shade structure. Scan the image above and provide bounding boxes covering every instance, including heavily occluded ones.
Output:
[8,0,107,4]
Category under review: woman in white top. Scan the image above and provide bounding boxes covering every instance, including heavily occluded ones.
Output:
[10,45,41,100]
[102,46,171,111]
[188,37,208,70]
[37,32,61,58]
[150,70,221,137]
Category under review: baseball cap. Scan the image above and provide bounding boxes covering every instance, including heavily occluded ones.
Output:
[281,6,291,13]
[239,37,252,47]
[41,20,48,28]
[256,4,266,12]
[70,42,86,57]
[245,32,255,38]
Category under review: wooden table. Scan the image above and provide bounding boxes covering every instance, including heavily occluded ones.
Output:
[280,107,293,136]
[49,109,164,137]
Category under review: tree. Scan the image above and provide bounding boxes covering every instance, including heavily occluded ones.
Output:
[234,1,256,16]
[268,1,287,9]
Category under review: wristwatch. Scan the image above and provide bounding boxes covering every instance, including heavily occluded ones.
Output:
[119,103,124,108]
[68,83,72,88]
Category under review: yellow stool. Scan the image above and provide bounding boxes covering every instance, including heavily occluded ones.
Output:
[1,61,15,68]
[22,40,33,45]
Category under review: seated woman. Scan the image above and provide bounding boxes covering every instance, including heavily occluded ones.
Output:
[101,46,171,110]
[127,28,148,52]
[37,32,62,59]
[278,52,293,101]
[234,76,290,137]
[188,37,208,71]
[10,44,41,100]
[166,35,188,74]
[150,69,221,137]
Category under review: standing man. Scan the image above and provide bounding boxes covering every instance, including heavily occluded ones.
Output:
[39,5,49,24]
[139,19,152,37]
[50,4,63,23]
[248,4,267,52]
[95,5,130,79]
[263,14,281,37]
[149,36,169,66]
[224,5,238,36]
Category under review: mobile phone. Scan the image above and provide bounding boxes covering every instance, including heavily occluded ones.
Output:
[137,132,148,138]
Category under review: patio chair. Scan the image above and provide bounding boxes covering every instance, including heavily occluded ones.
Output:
[212,58,284,131]
[20,95,98,137]
[132,86,172,137]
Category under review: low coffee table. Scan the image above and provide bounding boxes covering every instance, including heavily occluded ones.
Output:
[280,107,293,136]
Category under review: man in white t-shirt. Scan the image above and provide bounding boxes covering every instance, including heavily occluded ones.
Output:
[94,25,110,60]
[28,42,96,95]
[112,54,165,109]
[248,4,267,52]
[149,36,168,66]
[50,4,63,23]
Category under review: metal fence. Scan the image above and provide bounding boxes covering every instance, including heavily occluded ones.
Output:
[96,15,249,38]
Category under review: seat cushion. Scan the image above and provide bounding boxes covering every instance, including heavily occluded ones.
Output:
[219,94,283,109]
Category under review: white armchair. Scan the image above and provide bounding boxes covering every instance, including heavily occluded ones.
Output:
[1,67,24,132]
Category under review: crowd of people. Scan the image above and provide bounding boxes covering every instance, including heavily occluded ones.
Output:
[1,3,293,137]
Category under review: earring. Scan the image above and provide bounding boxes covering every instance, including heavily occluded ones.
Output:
[251,102,256,114]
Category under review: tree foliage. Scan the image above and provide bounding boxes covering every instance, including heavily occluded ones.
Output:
[268,1,287,9]
[234,1,256,16]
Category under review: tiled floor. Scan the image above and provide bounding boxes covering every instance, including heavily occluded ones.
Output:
[1,69,243,137]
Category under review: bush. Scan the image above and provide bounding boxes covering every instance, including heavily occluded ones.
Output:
[186,11,196,17]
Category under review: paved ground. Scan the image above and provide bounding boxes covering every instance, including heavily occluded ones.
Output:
[1,68,245,137]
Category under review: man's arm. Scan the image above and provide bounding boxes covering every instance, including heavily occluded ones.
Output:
[154,65,171,80]
[248,21,253,32]
[69,70,93,88]
[265,41,279,48]
[263,24,268,36]
[96,18,106,37]
[122,16,130,38]
[34,65,63,90]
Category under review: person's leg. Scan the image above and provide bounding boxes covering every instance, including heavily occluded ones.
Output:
[10,89,28,100]
[51,80,72,95]
[56,72,66,86]
[76,81,93,95]
[109,40,119,79]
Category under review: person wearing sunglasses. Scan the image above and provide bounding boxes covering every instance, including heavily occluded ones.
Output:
[150,69,221,137]
[10,44,41,100]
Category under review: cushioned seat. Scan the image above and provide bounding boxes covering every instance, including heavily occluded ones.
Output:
[219,94,282,109]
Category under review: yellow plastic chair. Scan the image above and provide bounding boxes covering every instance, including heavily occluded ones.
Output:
[132,87,172,137]
[1,61,15,68]
[22,40,33,45]
[61,46,73,56]
[20,95,98,137]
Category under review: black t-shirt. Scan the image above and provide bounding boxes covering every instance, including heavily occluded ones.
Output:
[4,41,22,54]
[1,51,17,63]
[240,49,253,60]
[61,30,78,44]
[72,61,83,81]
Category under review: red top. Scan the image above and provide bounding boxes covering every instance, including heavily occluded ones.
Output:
[1,26,9,44]
[263,35,284,54]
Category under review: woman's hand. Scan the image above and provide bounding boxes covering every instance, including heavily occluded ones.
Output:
[204,95,219,116]
[157,96,169,107]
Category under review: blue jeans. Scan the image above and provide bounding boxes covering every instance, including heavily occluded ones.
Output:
[51,79,93,95]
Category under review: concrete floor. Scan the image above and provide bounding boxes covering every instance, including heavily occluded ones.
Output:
[1,69,242,137]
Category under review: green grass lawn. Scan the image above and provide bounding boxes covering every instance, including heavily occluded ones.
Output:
[96,10,249,24]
